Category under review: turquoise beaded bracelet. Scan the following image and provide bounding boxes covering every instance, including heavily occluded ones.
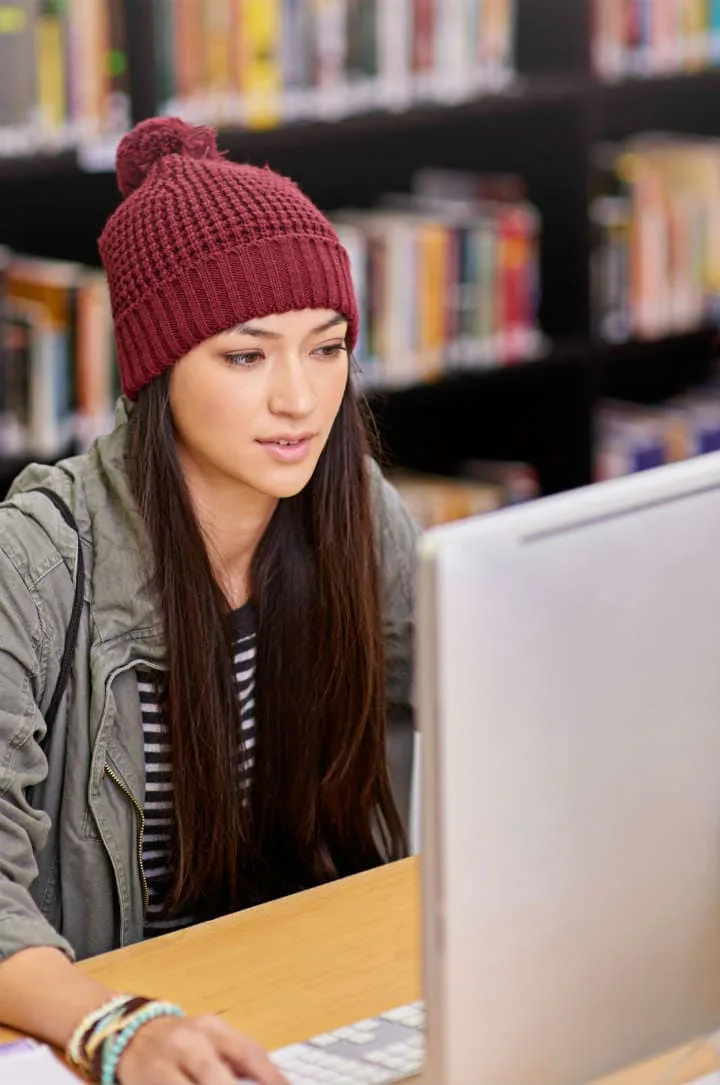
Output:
[100,1000,185,1085]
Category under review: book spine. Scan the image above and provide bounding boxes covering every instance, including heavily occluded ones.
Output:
[418,223,447,380]
[435,0,467,98]
[370,235,388,375]
[482,0,513,81]
[681,0,709,69]
[154,0,178,111]
[67,0,106,140]
[106,0,130,133]
[240,0,282,129]
[35,0,68,139]
[0,1,35,136]
[592,0,609,75]
[412,0,435,77]
[174,0,205,114]
[711,0,720,61]
[345,0,378,110]
[650,0,679,73]
[311,0,348,116]
[475,219,496,365]
[378,0,410,106]
[443,225,461,364]
[1,310,32,456]
[457,224,478,363]
[203,0,232,119]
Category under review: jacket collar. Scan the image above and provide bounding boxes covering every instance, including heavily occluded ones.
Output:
[82,399,164,656]
[12,397,166,667]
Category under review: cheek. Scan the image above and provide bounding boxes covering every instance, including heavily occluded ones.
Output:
[170,361,258,453]
[318,361,350,421]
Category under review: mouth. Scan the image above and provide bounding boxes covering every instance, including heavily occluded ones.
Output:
[256,434,317,464]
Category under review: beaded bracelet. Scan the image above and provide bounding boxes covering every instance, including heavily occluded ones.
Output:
[100,1000,185,1085]
[66,995,134,1075]
[86,998,152,1081]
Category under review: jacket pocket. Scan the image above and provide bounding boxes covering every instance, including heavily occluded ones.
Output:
[80,806,102,841]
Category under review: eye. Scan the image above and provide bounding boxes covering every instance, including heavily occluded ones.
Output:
[313,342,348,359]
[224,350,264,368]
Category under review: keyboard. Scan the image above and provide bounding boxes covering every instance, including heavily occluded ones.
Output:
[244,1001,425,1084]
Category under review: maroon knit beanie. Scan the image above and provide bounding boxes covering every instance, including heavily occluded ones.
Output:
[98,117,359,400]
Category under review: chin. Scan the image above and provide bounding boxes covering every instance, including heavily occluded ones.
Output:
[252,465,317,500]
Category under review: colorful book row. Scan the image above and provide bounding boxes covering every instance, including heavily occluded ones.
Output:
[593,0,720,79]
[595,379,720,480]
[336,169,544,389]
[389,459,539,529]
[0,248,118,458]
[591,135,720,343]
[0,0,130,159]
[157,0,517,131]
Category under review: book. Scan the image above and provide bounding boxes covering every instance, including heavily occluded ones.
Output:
[281,0,313,120]
[346,0,378,110]
[154,0,177,110]
[595,379,720,480]
[591,135,720,342]
[35,0,68,141]
[0,0,130,155]
[106,0,130,133]
[154,0,516,127]
[593,0,720,77]
[387,469,505,527]
[387,459,538,528]
[239,0,282,129]
[0,0,35,145]
[203,0,232,120]
[334,168,543,389]
[0,250,117,457]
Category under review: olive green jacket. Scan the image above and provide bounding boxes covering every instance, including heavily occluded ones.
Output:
[0,402,417,963]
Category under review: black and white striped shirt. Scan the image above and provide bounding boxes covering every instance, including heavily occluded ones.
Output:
[139,604,256,937]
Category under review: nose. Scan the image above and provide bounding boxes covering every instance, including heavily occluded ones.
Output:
[268,355,317,419]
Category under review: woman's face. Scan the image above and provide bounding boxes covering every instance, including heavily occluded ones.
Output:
[169,308,349,501]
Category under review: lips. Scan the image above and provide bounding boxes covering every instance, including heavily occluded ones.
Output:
[256,433,315,446]
[256,434,316,464]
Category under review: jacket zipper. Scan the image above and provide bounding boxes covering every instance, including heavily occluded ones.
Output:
[104,760,149,913]
[94,657,166,928]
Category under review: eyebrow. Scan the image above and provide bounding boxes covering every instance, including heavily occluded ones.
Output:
[229,313,348,339]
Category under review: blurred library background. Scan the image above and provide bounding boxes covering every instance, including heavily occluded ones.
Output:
[3,0,720,527]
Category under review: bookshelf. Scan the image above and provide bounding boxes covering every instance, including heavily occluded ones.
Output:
[1,0,719,498]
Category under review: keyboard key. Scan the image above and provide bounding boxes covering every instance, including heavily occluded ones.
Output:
[268,1002,426,1085]
[308,1033,339,1047]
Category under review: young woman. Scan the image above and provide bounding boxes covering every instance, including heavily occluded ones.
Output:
[0,118,417,1085]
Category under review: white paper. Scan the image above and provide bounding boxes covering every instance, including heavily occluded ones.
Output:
[0,1041,78,1083]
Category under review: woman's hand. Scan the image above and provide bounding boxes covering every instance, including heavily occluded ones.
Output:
[117,1013,289,1085]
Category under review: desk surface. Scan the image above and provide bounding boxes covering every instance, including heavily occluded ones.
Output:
[1,857,718,1085]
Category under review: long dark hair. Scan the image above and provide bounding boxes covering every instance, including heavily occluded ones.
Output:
[126,369,407,919]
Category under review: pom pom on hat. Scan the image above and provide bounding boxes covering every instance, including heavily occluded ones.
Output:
[116,116,225,199]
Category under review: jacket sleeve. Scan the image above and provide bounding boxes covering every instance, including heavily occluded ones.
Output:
[369,461,420,833]
[0,512,75,963]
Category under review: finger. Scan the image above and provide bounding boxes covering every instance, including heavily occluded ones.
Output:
[175,1031,238,1085]
[197,1016,289,1085]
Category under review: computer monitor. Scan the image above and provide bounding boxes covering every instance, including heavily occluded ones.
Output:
[417,451,720,1085]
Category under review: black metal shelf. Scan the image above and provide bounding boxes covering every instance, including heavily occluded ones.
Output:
[0,149,79,182]
[3,67,720,181]
[2,0,720,497]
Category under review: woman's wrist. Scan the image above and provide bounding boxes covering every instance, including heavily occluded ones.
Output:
[66,994,185,1083]
[100,1001,185,1084]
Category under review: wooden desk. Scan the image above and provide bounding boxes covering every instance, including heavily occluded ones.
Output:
[1,856,718,1085]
